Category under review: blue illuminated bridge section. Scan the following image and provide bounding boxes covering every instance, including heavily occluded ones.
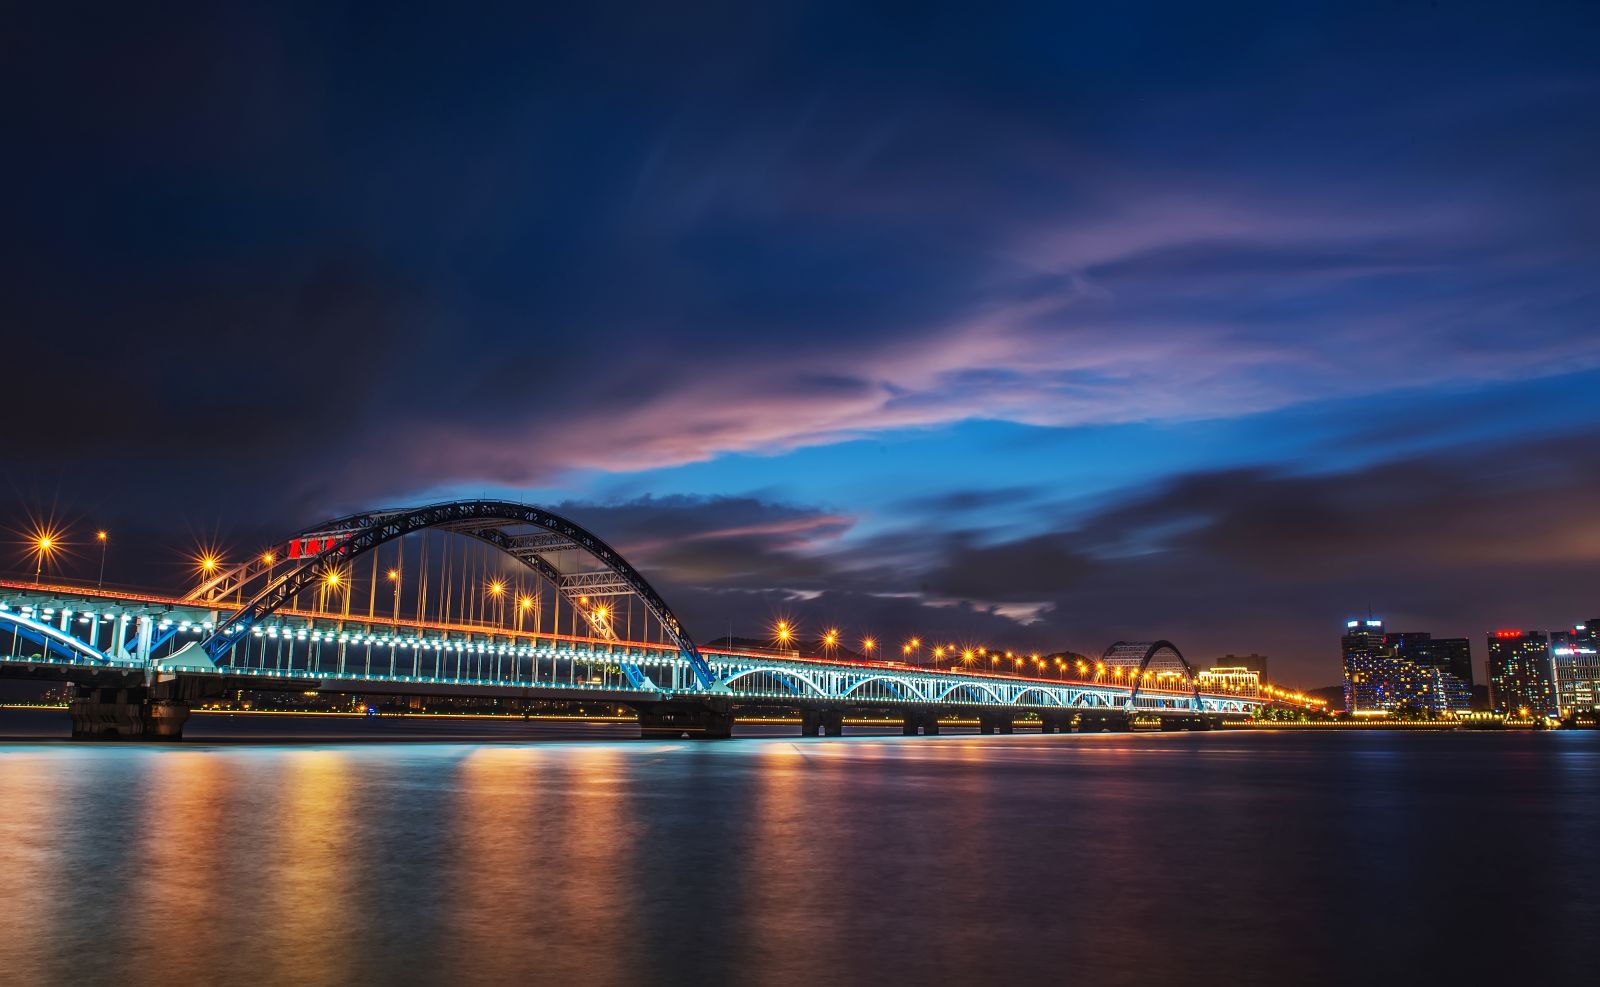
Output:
[0,499,1269,739]
[0,581,1254,712]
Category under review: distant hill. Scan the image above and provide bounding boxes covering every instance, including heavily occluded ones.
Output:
[1308,685,1345,708]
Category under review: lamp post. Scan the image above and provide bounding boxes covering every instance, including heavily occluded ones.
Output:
[33,534,54,584]
[96,530,108,587]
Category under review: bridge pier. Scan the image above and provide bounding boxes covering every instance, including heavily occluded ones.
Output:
[636,702,734,739]
[1038,712,1072,734]
[901,709,941,735]
[1076,713,1133,733]
[68,685,190,740]
[800,709,844,736]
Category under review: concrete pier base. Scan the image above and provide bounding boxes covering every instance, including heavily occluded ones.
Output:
[637,702,734,739]
[69,686,190,740]
[801,709,845,736]
[901,709,941,735]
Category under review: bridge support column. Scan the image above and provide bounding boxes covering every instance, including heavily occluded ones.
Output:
[901,709,941,735]
[68,685,189,740]
[821,709,844,737]
[978,711,1014,735]
[1078,713,1132,733]
[637,702,733,740]
[801,709,823,737]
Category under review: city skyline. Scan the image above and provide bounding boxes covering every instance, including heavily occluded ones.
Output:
[6,3,1599,684]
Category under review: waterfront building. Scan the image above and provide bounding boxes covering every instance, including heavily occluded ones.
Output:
[1197,666,1260,697]
[1387,631,1474,687]
[1551,619,1600,714]
[1343,617,1389,713]
[1485,630,1556,716]
[1342,618,1473,715]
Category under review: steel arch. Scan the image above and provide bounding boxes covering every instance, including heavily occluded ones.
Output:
[1101,640,1203,711]
[1012,686,1067,707]
[720,666,827,698]
[840,674,925,702]
[935,681,1006,705]
[0,610,115,665]
[194,500,712,687]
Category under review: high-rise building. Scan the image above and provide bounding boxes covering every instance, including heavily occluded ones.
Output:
[1552,619,1600,715]
[1388,632,1475,687]
[1342,617,1388,713]
[1486,630,1555,716]
[1341,618,1473,715]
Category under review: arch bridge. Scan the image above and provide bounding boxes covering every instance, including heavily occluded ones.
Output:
[1,499,1264,738]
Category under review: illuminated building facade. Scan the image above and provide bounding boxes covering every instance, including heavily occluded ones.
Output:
[1342,618,1473,715]
[1485,630,1555,716]
[1198,666,1260,697]
[1387,631,1474,687]
[1551,619,1600,714]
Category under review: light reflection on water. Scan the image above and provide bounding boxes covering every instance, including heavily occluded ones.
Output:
[0,729,1597,986]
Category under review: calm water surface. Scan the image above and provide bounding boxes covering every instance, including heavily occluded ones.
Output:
[0,715,1595,986]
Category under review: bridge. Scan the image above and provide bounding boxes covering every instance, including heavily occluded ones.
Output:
[0,499,1271,739]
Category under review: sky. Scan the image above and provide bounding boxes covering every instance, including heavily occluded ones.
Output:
[4,1,1598,686]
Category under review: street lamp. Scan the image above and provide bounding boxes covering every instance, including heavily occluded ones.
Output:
[33,532,56,584]
[96,530,108,588]
[861,636,876,658]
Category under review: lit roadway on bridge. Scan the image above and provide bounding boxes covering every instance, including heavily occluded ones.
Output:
[0,500,1281,740]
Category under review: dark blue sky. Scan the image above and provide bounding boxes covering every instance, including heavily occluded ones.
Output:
[5,2,1598,684]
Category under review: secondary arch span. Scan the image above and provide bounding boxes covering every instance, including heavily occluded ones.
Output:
[0,610,116,666]
[720,666,827,698]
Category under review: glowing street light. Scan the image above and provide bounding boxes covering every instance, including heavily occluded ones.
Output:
[95,530,108,587]
[822,628,839,653]
[32,531,57,584]
[861,636,876,656]
[774,619,793,646]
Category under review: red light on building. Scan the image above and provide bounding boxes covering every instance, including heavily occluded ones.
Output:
[1493,629,1523,639]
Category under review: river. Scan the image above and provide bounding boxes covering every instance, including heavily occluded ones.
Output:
[0,712,1595,986]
